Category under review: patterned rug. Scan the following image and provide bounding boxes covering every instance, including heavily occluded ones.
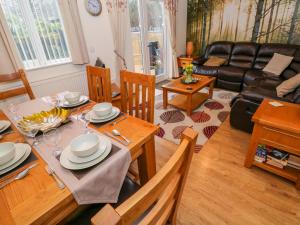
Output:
[154,88,237,153]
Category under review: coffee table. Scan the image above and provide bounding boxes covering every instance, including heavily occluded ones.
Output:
[162,75,216,115]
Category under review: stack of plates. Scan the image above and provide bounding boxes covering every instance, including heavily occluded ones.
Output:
[61,95,89,108]
[0,143,32,175]
[85,107,120,123]
[60,135,112,170]
[0,120,11,134]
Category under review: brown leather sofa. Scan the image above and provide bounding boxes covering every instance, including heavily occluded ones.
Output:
[192,41,300,133]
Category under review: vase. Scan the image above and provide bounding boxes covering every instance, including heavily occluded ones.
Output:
[186,41,194,58]
[184,72,193,83]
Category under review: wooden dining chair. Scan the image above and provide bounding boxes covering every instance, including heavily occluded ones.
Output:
[120,70,156,123]
[86,65,113,103]
[0,69,35,100]
[91,128,198,225]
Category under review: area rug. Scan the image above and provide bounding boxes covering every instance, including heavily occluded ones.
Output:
[154,88,237,153]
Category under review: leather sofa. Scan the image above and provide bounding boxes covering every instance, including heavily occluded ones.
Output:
[192,41,300,133]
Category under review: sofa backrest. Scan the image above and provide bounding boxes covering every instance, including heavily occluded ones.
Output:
[253,43,296,70]
[204,41,233,65]
[229,42,259,69]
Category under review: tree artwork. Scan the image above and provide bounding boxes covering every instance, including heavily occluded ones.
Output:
[187,0,300,55]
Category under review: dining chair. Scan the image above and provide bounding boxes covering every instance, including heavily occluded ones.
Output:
[91,128,198,225]
[0,69,35,100]
[86,65,113,103]
[120,70,156,123]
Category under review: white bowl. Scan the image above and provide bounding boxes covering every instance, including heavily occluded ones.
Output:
[70,133,99,157]
[64,92,81,104]
[0,142,16,165]
[93,103,112,117]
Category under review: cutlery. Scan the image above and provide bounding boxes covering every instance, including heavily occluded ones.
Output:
[0,163,38,189]
[111,129,130,143]
[45,165,65,189]
[103,131,129,146]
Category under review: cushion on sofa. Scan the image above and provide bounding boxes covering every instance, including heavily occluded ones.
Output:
[203,56,227,66]
[218,66,246,82]
[253,43,296,70]
[204,41,233,65]
[262,53,293,76]
[276,73,300,97]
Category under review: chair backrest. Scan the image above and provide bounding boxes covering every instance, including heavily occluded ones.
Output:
[92,128,198,225]
[86,65,112,103]
[120,70,155,123]
[0,69,35,100]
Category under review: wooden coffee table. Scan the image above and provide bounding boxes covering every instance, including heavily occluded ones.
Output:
[162,75,215,115]
[245,99,300,189]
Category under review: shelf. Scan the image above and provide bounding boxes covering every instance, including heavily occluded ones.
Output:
[253,161,299,182]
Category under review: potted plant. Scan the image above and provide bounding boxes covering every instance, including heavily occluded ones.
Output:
[183,64,194,84]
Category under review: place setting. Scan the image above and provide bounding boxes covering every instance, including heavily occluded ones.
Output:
[59,133,112,171]
[83,102,121,124]
[59,92,90,109]
[0,120,13,138]
[0,141,37,182]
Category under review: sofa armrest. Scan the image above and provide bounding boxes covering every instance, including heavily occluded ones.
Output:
[293,85,300,103]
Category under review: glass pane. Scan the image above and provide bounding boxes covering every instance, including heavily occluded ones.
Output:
[146,0,165,76]
[29,0,69,62]
[0,0,37,68]
[129,0,143,73]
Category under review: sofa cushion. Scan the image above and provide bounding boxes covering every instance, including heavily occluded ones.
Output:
[203,56,227,66]
[193,65,218,77]
[217,79,242,92]
[204,41,233,66]
[276,73,300,97]
[218,66,246,82]
[254,44,296,70]
[262,53,293,76]
[243,69,280,87]
[229,42,259,69]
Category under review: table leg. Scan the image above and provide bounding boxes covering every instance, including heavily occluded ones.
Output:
[163,89,168,109]
[208,80,215,99]
[137,136,156,185]
[187,94,192,116]
[244,124,261,167]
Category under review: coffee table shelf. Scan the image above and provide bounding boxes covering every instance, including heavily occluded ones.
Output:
[168,92,209,112]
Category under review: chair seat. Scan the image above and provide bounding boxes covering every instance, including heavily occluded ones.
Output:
[65,177,140,225]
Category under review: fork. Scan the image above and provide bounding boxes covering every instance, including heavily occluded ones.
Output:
[0,163,38,189]
[45,165,65,189]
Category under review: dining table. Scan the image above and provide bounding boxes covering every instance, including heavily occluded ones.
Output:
[0,97,158,225]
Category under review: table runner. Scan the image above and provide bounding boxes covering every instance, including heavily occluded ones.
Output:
[3,99,131,204]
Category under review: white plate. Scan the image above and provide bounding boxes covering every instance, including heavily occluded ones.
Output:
[60,135,112,170]
[85,107,120,123]
[61,95,89,107]
[0,120,11,133]
[0,144,31,175]
[68,136,108,164]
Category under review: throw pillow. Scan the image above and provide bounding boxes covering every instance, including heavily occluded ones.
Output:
[276,73,300,97]
[203,56,226,67]
[263,53,293,76]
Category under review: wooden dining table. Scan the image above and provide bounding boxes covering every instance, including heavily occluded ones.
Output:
[0,100,158,225]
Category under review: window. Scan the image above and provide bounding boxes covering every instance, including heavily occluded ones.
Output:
[129,0,168,81]
[0,0,71,69]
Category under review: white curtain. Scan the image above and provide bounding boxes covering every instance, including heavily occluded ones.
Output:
[164,0,179,78]
[0,6,23,73]
[106,0,129,83]
[58,0,89,65]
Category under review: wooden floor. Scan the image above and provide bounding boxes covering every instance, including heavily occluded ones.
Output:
[153,119,300,225]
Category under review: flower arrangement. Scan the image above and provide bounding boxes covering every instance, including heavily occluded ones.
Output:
[183,64,194,84]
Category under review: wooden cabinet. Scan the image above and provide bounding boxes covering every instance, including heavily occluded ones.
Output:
[244,99,300,189]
